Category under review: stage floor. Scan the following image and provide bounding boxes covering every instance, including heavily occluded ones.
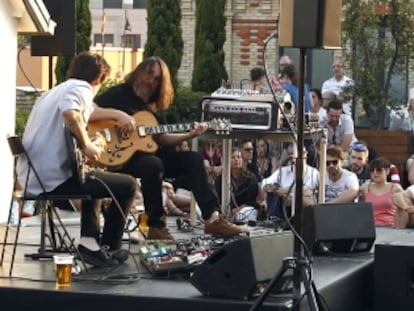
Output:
[0,210,411,311]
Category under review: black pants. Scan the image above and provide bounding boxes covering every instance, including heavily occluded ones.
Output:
[119,148,220,227]
[48,170,137,250]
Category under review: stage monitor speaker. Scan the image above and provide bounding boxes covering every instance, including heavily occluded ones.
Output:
[190,231,293,300]
[31,0,76,56]
[374,244,414,311]
[279,0,342,48]
[302,202,376,254]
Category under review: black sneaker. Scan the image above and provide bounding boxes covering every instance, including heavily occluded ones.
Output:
[110,249,129,264]
[77,244,119,268]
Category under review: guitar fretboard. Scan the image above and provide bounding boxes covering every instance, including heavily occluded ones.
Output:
[145,123,194,135]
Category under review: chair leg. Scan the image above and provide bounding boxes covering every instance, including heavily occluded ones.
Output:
[9,199,24,277]
[0,198,15,266]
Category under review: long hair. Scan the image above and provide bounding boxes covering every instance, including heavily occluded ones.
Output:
[124,56,174,110]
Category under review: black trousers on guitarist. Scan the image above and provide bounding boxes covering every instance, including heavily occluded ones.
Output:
[122,146,218,228]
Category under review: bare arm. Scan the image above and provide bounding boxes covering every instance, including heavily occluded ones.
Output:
[89,106,136,132]
[327,187,359,204]
[392,189,414,211]
[340,133,353,152]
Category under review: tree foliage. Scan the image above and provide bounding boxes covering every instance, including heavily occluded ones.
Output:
[55,0,92,84]
[144,0,183,90]
[342,0,414,128]
[191,0,228,93]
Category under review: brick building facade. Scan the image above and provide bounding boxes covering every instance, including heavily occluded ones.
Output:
[179,0,280,88]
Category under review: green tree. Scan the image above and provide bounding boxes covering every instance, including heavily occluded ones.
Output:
[55,0,92,84]
[342,0,414,128]
[192,0,227,93]
[144,0,183,90]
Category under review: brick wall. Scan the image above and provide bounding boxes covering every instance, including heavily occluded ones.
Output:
[178,0,279,88]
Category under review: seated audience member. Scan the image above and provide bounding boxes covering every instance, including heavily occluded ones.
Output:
[215,148,260,222]
[176,140,190,152]
[350,140,401,185]
[162,181,188,217]
[360,157,403,227]
[309,88,327,124]
[320,100,357,155]
[241,139,259,178]
[392,185,414,228]
[325,145,359,203]
[249,67,270,94]
[262,145,319,218]
[255,139,277,182]
[199,139,222,184]
[349,142,371,185]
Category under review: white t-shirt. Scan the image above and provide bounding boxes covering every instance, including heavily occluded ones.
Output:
[325,169,359,202]
[320,113,357,147]
[17,79,95,195]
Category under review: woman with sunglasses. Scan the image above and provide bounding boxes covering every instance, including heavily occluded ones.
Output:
[360,157,404,227]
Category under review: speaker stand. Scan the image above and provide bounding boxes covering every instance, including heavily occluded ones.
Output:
[250,47,320,311]
[249,256,318,311]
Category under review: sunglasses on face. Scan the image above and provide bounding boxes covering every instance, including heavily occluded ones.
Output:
[370,167,385,173]
[326,160,339,166]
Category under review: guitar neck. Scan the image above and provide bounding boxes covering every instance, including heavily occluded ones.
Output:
[144,123,195,135]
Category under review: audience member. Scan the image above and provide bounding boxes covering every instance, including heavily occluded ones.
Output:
[240,139,259,178]
[271,55,293,92]
[280,64,311,113]
[392,185,414,228]
[262,145,319,218]
[309,88,327,123]
[321,100,357,155]
[215,148,260,222]
[349,142,371,185]
[249,67,270,94]
[324,145,359,203]
[321,55,354,116]
[199,138,222,184]
[360,157,403,227]
[95,56,248,240]
[255,139,277,182]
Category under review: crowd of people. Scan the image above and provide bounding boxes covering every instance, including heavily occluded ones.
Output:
[16,51,414,269]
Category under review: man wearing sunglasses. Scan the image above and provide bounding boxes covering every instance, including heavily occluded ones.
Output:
[325,145,359,203]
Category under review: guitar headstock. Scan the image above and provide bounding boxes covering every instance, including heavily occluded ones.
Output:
[208,118,232,135]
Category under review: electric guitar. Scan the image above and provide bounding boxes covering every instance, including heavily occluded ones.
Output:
[87,110,231,169]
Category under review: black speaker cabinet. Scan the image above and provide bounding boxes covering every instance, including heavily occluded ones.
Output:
[190,231,293,300]
[374,244,414,311]
[31,0,76,56]
[279,0,342,48]
[302,202,376,254]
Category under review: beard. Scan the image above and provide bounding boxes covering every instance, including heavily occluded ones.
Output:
[133,80,158,103]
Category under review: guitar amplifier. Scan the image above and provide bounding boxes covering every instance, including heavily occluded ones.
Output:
[199,94,294,131]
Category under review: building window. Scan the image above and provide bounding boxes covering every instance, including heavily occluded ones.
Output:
[133,0,147,8]
[123,34,141,49]
[94,33,114,47]
[103,0,122,8]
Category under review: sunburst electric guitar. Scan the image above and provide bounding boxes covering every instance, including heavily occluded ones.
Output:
[87,110,231,169]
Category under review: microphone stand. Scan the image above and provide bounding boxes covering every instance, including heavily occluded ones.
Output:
[249,48,319,311]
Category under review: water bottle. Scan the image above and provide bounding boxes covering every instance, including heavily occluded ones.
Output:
[9,200,19,226]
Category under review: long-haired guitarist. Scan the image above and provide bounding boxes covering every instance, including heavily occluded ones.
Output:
[95,56,248,240]
[17,52,138,268]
